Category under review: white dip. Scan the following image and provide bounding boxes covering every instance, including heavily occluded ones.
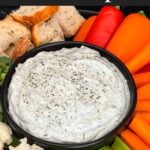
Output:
[8,46,130,143]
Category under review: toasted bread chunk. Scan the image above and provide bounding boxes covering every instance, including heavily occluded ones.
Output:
[5,45,14,58]
[12,37,34,60]
[0,19,31,53]
[11,6,59,25]
[53,6,85,37]
[0,52,9,57]
[3,15,14,21]
[32,18,64,46]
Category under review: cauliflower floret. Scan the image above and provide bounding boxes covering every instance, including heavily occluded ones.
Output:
[9,138,43,150]
[0,139,4,150]
[31,144,44,150]
[9,138,30,150]
[0,122,12,145]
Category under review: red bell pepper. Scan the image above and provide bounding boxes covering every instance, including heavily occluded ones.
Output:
[85,6,124,48]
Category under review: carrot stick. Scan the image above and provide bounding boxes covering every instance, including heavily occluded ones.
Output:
[137,83,150,100]
[120,129,150,150]
[133,72,150,88]
[138,63,150,73]
[73,16,97,42]
[126,42,150,74]
[135,101,150,111]
[129,113,150,146]
[140,112,150,123]
[106,13,150,63]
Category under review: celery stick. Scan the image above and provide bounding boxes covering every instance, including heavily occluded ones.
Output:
[99,146,112,150]
[111,137,131,150]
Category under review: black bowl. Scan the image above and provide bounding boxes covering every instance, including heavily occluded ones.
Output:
[1,41,137,150]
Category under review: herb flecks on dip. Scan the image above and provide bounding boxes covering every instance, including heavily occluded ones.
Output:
[8,46,130,143]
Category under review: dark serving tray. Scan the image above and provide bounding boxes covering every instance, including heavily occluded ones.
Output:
[0,5,145,150]
[0,6,150,20]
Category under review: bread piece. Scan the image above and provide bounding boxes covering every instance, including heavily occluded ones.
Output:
[53,6,85,37]
[11,6,59,26]
[0,19,31,53]
[12,37,34,60]
[5,37,33,59]
[4,15,14,21]
[0,52,9,57]
[32,18,64,46]
[5,44,14,58]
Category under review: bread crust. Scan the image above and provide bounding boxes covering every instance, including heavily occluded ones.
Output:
[0,19,31,53]
[12,37,34,60]
[11,6,59,26]
[0,52,9,57]
[53,6,85,37]
[32,24,41,46]
[32,18,64,46]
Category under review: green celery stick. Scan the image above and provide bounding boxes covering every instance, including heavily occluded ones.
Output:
[111,137,131,150]
[99,146,112,150]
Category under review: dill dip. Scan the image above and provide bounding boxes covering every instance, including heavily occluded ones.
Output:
[8,46,130,143]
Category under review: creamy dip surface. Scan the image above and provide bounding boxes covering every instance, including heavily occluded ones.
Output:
[8,46,130,143]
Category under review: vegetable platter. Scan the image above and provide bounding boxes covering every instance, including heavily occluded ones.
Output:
[0,5,150,150]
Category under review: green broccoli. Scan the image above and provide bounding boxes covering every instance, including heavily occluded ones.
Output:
[0,56,13,86]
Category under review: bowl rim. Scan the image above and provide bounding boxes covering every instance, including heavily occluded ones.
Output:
[1,41,137,149]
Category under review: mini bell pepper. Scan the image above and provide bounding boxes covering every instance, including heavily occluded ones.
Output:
[85,6,124,48]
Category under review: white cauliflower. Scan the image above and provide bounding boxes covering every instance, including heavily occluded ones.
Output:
[31,144,44,150]
[0,122,43,150]
[0,139,4,150]
[9,138,43,150]
[0,122,12,148]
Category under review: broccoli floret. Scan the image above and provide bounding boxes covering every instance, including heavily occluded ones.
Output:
[0,57,13,86]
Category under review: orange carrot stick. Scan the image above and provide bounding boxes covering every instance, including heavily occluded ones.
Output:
[126,42,150,74]
[141,112,150,123]
[129,113,150,146]
[137,83,150,100]
[106,13,150,63]
[138,63,150,73]
[120,129,150,150]
[133,72,150,88]
[73,16,97,42]
[135,101,150,111]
